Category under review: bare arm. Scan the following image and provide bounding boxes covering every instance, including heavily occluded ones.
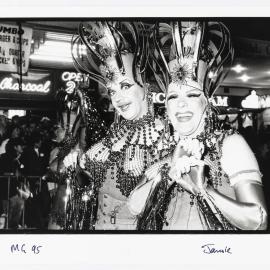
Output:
[205,181,267,230]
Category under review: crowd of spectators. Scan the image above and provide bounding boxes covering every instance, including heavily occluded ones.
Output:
[0,114,59,229]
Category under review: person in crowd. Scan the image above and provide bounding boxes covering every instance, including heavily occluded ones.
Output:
[62,21,170,230]
[20,132,47,177]
[0,138,24,176]
[20,132,51,229]
[11,115,20,127]
[0,114,8,145]
[0,125,21,155]
[0,138,25,228]
[128,21,267,230]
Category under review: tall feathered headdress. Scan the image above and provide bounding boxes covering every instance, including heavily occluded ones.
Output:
[71,21,149,89]
[149,21,234,98]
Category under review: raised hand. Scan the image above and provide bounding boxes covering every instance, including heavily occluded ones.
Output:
[169,157,205,195]
[63,150,80,169]
[176,137,204,160]
[168,138,206,195]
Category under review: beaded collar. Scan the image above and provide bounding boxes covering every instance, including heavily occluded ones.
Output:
[120,112,155,129]
[85,113,170,197]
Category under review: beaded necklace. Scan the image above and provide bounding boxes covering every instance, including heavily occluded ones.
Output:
[85,112,171,197]
[196,128,236,188]
[136,126,238,230]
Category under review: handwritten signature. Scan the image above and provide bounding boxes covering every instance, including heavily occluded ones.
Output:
[10,244,42,254]
[201,243,232,254]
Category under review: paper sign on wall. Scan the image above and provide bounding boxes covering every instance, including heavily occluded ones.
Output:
[0,24,33,74]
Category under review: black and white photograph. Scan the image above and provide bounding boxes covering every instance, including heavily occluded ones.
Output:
[1,0,270,266]
[0,18,269,232]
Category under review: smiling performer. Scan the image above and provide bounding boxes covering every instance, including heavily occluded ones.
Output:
[64,21,170,230]
[129,21,267,230]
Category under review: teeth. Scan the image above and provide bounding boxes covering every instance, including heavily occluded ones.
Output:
[176,113,192,117]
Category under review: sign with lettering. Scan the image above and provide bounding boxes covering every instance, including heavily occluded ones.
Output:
[61,71,89,94]
[152,93,229,107]
[0,71,52,95]
[0,24,33,74]
[153,92,166,104]
[211,96,229,107]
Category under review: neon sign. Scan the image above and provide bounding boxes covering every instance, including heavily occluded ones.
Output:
[211,96,228,107]
[153,92,166,104]
[152,93,229,107]
[61,72,84,94]
[0,77,51,93]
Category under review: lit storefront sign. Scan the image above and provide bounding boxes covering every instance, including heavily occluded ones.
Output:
[0,76,50,93]
[61,71,86,93]
[0,70,52,97]
[153,92,165,104]
[152,93,229,106]
[211,96,229,107]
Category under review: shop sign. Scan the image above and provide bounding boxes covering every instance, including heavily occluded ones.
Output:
[61,71,85,93]
[211,96,228,107]
[0,77,50,93]
[0,71,52,95]
[152,93,229,106]
[153,92,165,104]
[0,24,33,73]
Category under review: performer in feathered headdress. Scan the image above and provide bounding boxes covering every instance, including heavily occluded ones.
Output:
[62,21,171,230]
[129,21,267,230]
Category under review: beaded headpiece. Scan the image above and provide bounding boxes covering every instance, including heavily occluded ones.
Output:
[150,21,234,97]
[72,21,149,89]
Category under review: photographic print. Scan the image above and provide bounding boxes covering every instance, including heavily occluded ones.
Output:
[0,18,268,233]
[1,0,270,267]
